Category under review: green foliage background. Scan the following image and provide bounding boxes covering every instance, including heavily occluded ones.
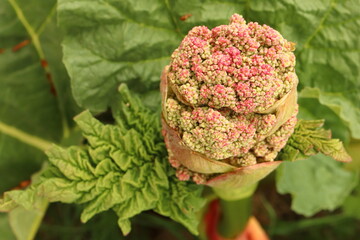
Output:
[0,0,359,239]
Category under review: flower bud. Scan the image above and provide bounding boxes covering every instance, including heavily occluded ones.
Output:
[161,14,298,194]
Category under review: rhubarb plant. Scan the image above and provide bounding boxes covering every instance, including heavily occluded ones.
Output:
[0,0,359,239]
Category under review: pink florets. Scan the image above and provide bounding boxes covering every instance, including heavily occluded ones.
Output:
[168,14,296,114]
[176,167,191,181]
[169,157,181,168]
[230,14,246,25]
[192,173,207,184]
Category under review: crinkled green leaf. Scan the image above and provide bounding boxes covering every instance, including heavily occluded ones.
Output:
[112,163,167,235]
[155,178,205,235]
[279,119,352,162]
[46,145,95,181]
[0,167,49,240]
[0,189,38,212]
[112,84,163,150]
[39,114,169,229]
[276,154,357,216]
[41,111,202,235]
[75,110,157,171]
[1,85,205,236]
[0,166,48,212]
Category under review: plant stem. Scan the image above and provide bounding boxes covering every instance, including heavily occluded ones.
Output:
[0,121,53,152]
[218,196,252,238]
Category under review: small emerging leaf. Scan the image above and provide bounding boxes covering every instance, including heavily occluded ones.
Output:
[279,119,352,162]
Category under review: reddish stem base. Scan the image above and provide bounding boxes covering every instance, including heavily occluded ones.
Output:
[204,199,270,240]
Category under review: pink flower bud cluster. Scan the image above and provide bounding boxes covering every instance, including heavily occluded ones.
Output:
[168,14,297,114]
[163,14,299,182]
[175,166,207,184]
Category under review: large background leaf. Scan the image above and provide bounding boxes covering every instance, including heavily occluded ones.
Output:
[0,0,79,193]
[276,154,358,216]
[0,213,16,240]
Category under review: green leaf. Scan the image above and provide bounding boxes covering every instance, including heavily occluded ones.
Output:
[155,179,205,235]
[58,0,181,112]
[279,119,352,162]
[7,85,205,236]
[8,199,48,240]
[0,164,48,212]
[38,110,203,235]
[75,110,156,171]
[299,87,360,139]
[276,154,358,216]
[112,84,163,150]
[0,214,16,240]
[0,188,38,212]
[343,141,360,219]
[298,98,351,143]
[343,183,360,219]
[38,123,169,233]
[111,160,169,235]
[0,166,49,240]
[0,0,79,193]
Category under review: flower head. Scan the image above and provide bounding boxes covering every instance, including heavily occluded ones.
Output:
[161,14,298,188]
[168,14,297,114]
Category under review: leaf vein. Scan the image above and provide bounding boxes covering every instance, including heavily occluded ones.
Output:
[102,1,178,35]
[302,0,337,49]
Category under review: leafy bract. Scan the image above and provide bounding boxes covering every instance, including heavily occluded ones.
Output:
[276,154,357,216]
[0,85,205,235]
[0,0,79,193]
[279,119,352,162]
